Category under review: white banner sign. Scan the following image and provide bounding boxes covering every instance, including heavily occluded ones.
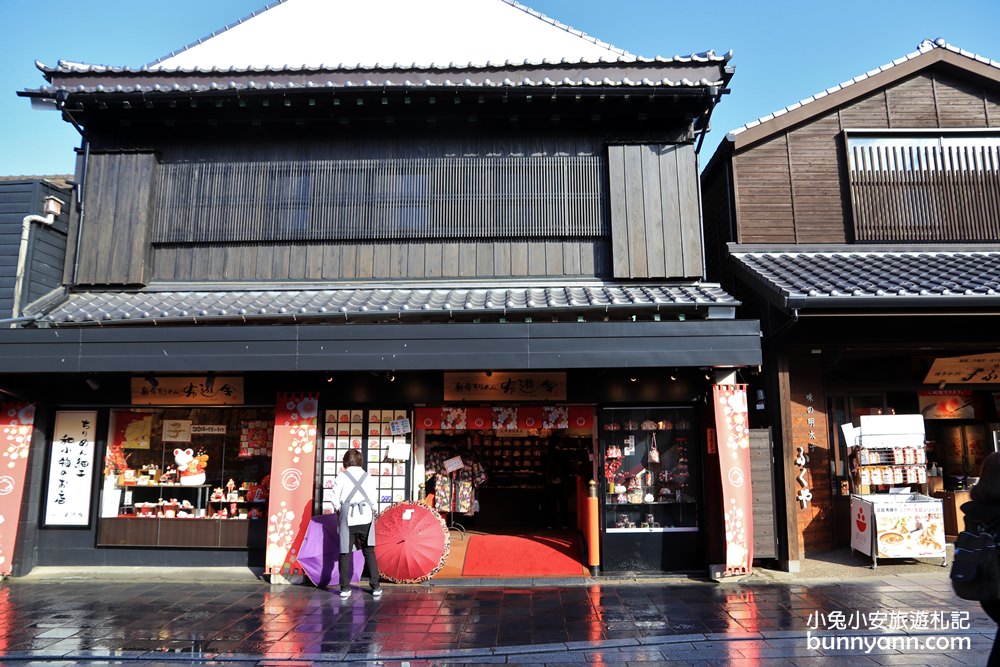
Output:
[44,411,98,527]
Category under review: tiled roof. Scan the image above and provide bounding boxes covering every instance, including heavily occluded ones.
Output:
[33,282,739,326]
[729,245,1000,312]
[727,39,1000,141]
[29,0,730,95]
[31,61,728,96]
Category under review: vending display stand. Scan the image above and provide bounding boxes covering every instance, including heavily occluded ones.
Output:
[847,414,946,568]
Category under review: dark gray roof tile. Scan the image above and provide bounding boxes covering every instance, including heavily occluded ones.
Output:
[34,282,739,326]
[730,247,1000,311]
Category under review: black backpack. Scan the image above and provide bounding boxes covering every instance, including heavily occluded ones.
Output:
[951,520,1000,601]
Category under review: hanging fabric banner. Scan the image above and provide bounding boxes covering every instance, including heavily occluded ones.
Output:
[466,407,492,430]
[0,403,36,576]
[568,406,594,429]
[712,385,753,576]
[516,406,544,429]
[265,393,319,577]
[414,407,443,429]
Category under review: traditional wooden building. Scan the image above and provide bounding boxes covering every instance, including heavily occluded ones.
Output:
[0,177,71,324]
[6,0,762,578]
[702,39,1000,571]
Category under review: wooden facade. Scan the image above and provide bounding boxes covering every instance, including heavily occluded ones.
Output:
[0,179,71,318]
[701,43,1000,567]
[70,135,706,286]
[707,70,1000,246]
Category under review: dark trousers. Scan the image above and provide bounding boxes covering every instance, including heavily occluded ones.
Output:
[982,600,1000,666]
[339,522,379,592]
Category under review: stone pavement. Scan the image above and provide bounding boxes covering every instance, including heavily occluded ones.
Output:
[0,564,994,666]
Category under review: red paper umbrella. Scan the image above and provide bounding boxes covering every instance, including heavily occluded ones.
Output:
[374,501,451,583]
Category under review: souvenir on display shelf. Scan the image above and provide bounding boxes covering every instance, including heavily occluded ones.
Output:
[845,414,946,567]
[599,407,699,533]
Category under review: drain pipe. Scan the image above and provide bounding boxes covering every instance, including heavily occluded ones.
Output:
[11,196,64,324]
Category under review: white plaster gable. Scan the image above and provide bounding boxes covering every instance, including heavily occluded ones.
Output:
[151,0,634,71]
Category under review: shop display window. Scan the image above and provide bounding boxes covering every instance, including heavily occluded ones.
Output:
[321,408,412,515]
[97,407,274,548]
[599,407,699,533]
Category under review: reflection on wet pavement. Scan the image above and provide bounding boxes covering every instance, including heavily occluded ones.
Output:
[0,574,992,664]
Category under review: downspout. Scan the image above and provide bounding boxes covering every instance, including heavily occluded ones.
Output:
[11,203,62,324]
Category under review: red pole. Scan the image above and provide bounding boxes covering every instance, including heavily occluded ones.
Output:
[586,480,600,574]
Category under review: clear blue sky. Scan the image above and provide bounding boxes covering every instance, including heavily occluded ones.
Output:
[1,0,997,177]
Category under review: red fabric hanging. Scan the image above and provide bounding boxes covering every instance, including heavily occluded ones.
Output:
[568,406,594,429]
[466,407,492,430]
[517,406,544,429]
[414,407,443,429]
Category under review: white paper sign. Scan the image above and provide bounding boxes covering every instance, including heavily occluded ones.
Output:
[162,420,192,442]
[387,440,411,461]
[44,411,98,527]
[443,455,465,473]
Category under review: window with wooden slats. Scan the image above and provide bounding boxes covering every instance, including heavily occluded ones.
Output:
[150,157,607,243]
[846,131,1000,242]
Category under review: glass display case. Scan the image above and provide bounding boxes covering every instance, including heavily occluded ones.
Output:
[600,407,699,533]
[97,407,273,548]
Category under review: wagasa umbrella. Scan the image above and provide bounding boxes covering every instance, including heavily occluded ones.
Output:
[297,514,364,588]
[374,501,450,583]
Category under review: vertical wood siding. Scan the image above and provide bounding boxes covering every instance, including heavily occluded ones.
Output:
[152,239,607,281]
[75,152,157,285]
[607,143,703,279]
[750,428,778,559]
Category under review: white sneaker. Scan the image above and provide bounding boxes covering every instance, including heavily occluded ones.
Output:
[339,589,351,599]
[371,588,382,598]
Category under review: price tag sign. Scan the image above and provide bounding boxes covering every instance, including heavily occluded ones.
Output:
[387,440,411,461]
[389,418,412,436]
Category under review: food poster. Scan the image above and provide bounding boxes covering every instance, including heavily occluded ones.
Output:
[849,496,874,555]
[868,498,946,559]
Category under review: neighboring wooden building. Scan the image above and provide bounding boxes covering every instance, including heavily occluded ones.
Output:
[702,39,1000,570]
[6,0,761,576]
[0,178,71,322]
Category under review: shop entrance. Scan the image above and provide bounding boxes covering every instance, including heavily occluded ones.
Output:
[424,427,593,532]
[418,406,596,578]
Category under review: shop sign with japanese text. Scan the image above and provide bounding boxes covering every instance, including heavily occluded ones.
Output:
[131,376,244,405]
[443,372,566,401]
[43,411,97,527]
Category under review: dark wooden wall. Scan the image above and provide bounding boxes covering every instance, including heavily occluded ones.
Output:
[749,428,778,559]
[0,180,71,316]
[607,143,703,279]
[728,70,1000,244]
[70,134,703,285]
[74,152,157,286]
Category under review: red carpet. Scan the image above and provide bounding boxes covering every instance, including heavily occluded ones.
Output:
[462,534,587,577]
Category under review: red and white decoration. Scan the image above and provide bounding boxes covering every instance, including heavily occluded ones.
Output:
[265,393,318,577]
[0,403,36,576]
[713,385,753,577]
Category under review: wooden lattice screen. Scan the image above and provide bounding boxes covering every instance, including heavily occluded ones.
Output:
[848,143,1000,242]
[151,157,607,243]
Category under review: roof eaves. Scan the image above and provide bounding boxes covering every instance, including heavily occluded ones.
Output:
[725,38,1000,148]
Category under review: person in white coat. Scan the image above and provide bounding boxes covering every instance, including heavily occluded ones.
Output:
[331,448,381,598]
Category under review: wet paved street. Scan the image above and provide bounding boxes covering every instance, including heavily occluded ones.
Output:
[0,571,994,665]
